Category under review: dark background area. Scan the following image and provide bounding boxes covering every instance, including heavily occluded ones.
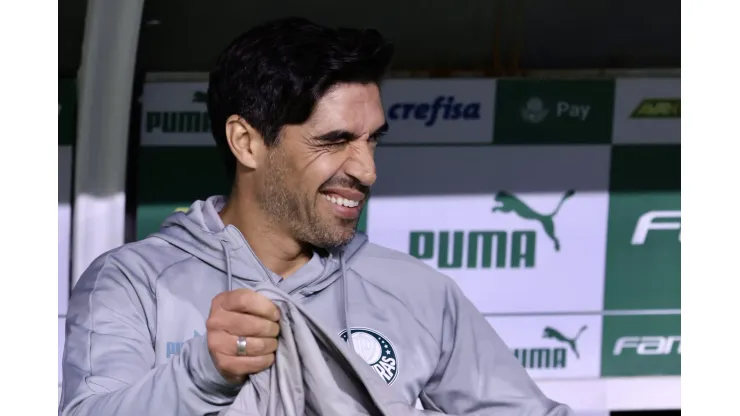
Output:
[60,0,680,76]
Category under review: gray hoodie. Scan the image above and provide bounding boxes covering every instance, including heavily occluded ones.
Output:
[218,285,445,416]
[60,195,574,415]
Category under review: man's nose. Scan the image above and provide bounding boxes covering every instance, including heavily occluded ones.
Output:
[345,142,377,187]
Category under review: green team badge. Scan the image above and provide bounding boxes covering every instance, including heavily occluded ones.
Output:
[340,327,398,385]
[512,325,587,370]
[492,190,575,251]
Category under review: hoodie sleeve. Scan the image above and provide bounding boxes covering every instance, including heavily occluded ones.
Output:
[418,281,575,416]
[59,254,241,415]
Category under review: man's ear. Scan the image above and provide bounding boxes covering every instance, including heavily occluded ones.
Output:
[225,115,264,169]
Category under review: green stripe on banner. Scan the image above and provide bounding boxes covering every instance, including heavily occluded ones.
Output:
[600,314,680,377]
[608,145,681,191]
[493,79,614,144]
[357,204,368,233]
[604,145,680,311]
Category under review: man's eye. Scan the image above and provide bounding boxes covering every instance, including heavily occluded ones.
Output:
[369,133,385,143]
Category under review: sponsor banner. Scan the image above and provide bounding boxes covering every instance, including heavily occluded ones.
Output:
[601,314,680,377]
[141,82,211,146]
[58,318,65,385]
[59,78,76,146]
[487,315,602,379]
[379,79,496,144]
[603,193,680,310]
[605,145,680,310]
[493,79,614,144]
[367,146,611,314]
[141,79,497,146]
[612,78,680,144]
[135,147,229,240]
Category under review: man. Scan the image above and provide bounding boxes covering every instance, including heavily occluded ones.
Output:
[60,18,573,415]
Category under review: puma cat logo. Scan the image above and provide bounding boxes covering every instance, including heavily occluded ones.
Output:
[543,325,588,359]
[491,190,575,251]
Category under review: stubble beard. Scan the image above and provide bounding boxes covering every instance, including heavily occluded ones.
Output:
[258,150,356,251]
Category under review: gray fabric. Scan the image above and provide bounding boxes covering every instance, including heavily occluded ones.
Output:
[60,195,575,415]
[219,286,443,416]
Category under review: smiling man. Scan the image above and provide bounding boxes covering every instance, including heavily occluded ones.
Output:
[60,17,573,416]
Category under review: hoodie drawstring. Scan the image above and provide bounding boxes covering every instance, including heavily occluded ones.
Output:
[220,241,234,291]
[339,253,353,349]
[221,239,354,353]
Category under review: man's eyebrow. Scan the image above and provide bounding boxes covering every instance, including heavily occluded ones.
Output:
[312,130,357,142]
[312,122,389,142]
[372,122,389,137]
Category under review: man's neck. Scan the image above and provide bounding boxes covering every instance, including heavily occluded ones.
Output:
[219,194,312,278]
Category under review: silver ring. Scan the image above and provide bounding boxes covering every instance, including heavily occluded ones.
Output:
[236,336,248,356]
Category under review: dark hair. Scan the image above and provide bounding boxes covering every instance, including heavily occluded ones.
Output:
[207,17,395,179]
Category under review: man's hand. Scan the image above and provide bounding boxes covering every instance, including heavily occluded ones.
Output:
[206,289,281,383]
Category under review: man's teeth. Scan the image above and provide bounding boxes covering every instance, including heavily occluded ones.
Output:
[322,194,360,208]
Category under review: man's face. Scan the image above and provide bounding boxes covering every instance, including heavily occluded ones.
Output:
[255,83,386,250]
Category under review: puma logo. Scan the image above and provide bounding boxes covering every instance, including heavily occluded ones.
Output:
[543,325,587,359]
[192,91,207,103]
[491,190,575,251]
